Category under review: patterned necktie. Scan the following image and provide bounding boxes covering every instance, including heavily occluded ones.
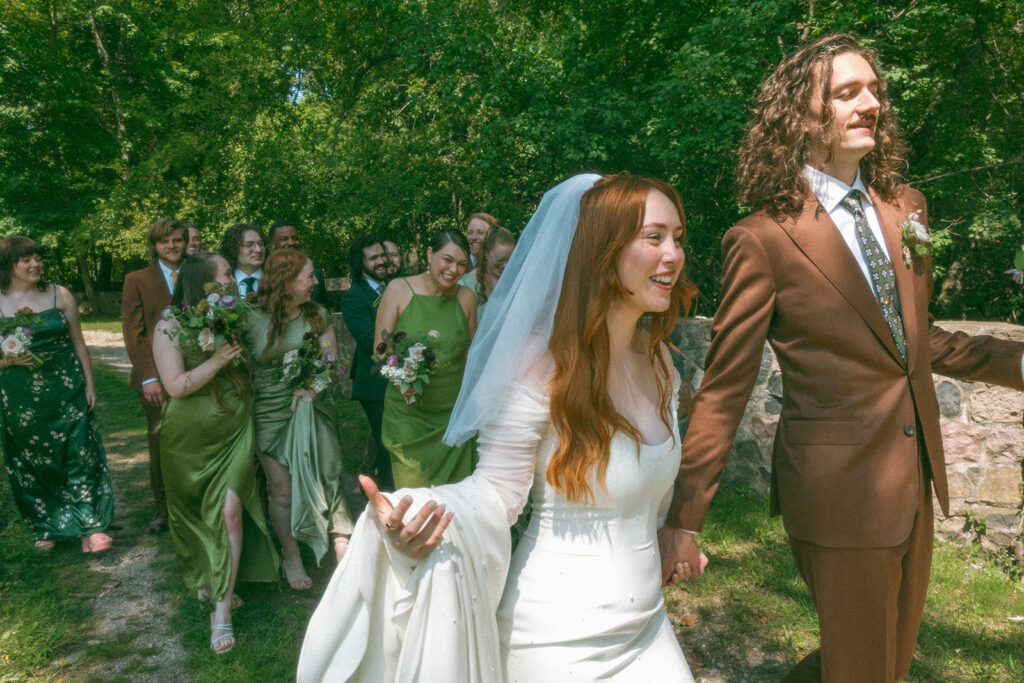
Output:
[242,276,257,296]
[169,270,178,291]
[840,190,906,361]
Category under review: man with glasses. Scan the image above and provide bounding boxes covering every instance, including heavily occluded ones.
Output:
[220,223,267,297]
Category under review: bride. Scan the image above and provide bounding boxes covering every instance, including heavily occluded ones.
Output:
[299,173,705,681]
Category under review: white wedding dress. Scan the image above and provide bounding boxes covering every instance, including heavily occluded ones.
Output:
[298,363,694,682]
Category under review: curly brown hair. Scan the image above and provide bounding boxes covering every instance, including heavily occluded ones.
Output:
[735,33,907,217]
[255,248,324,348]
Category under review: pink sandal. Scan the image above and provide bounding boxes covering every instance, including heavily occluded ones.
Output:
[34,539,56,551]
[82,533,113,554]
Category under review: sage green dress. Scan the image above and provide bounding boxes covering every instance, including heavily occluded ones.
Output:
[0,303,113,541]
[382,287,476,488]
[160,359,278,599]
[243,307,355,565]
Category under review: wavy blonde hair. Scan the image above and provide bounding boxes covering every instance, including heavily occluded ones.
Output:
[546,173,697,503]
[736,33,907,217]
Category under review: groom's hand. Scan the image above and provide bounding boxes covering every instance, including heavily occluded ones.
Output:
[658,526,708,586]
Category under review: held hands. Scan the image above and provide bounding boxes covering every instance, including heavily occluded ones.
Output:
[359,475,453,562]
[658,526,709,587]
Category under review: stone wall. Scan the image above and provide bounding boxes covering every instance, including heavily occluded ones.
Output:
[672,318,1024,562]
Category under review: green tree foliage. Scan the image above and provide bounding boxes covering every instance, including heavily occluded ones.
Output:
[1,0,1022,319]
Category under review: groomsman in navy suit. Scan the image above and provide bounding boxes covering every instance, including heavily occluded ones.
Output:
[341,235,394,490]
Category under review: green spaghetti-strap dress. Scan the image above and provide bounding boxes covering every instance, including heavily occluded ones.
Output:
[243,307,355,565]
[382,286,476,488]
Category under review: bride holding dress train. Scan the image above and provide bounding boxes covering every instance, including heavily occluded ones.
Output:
[298,172,702,681]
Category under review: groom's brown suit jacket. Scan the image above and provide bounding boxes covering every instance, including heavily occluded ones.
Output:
[671,185,1024,548]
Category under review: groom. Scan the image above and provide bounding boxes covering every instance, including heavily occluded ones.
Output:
[662,34,1024,681]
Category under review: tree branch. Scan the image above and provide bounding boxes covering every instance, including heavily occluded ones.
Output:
[909,160,1024,185]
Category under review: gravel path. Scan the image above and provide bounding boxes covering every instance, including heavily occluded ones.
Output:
[62,330,189,681]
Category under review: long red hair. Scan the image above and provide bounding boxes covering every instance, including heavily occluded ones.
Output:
[547,173,698,503]
[256,248,324,347]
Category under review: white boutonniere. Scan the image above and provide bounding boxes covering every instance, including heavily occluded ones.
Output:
[900,211,930,267]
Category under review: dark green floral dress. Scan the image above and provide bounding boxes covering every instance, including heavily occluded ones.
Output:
[0,301,114,541]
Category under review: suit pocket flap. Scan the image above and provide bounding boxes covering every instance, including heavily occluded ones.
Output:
[786,418,863,445]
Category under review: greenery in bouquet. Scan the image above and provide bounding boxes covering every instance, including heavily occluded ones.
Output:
[280,330,343,394]
[0,307,44,368]
[161,282,252,366]
[372,328,439,404]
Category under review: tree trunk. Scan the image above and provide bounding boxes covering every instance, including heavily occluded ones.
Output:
[75,251,97,315]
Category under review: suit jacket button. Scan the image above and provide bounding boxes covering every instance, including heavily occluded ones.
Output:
[904,424,915,437]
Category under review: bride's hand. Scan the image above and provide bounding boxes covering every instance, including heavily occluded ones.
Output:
[359,475,453,562]
[658,526,709,586]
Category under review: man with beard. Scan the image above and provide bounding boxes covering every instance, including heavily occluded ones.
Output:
[341,235,394,490]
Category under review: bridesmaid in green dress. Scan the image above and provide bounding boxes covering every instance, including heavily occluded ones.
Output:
[0,237,114,553]
[153,252,279,654]
[375,230,478,489]
[244,248,355,591]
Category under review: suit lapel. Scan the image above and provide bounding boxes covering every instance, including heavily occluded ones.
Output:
[778,196,905,365]
[148,263,172,303]
[870,188,919,370]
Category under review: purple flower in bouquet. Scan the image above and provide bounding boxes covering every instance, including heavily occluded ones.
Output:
[220,295,236,308]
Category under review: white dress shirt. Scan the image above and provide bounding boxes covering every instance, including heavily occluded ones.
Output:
[158,261,178,295]
[802,164,892,294]
[235,269,262,296]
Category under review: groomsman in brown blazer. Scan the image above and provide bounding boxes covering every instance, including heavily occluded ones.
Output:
[121,218,186,534]
[660,34,1024,681]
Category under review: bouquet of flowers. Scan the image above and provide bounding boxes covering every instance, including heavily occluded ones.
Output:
[280,331,343,394]
[372,329,439,404]
[0,307,43,368]
[161,282,252,365]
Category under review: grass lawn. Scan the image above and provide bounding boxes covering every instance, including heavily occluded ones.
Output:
[2,352,1022,680]
[80,314,124,334]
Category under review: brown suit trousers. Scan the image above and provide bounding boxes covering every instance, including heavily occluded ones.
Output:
[121,263,172,517]
[671,186,1024,680]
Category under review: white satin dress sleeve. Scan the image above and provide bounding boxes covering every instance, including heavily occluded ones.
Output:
[297,373,551,683]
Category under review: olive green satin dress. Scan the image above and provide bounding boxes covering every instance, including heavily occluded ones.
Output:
[161,366,278,599]
[243,308,355,565]
[382,290,476,488]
